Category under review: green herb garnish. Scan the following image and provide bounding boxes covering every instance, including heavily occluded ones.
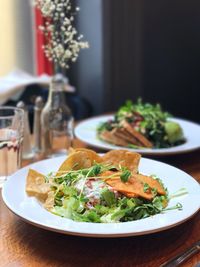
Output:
[143,183,150,192]
[120,170,131,182]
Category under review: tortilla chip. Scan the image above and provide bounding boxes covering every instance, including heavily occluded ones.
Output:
[122,121,153,148]
[102,150,141,173]
[100,130,129,147]
[104,176,154,200]
[99,170,118,178]
[69,148,102,163]
[125,192,138,198]
[133,174,166,195]
[44,191,55,210]
[57,150,101,174]
[26,169,50,201]
[113,128,142,146]
[68,147,75,154]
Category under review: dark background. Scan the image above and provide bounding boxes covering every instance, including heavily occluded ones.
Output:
[142,1,200,122]
[71,0,200,123]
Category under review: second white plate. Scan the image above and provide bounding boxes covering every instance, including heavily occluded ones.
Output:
[75,115,200,155]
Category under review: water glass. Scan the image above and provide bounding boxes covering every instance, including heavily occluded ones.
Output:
[0,107,24,187]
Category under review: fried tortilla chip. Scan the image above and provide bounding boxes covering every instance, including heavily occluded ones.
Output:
[26,169,50,201]
[68,147,75,154]
[68,148,102,163]
[122,121,153,148]
[99,170,118,178]
[104,176,154,200]
[57,150,100,174]
[133,174,166,195]
[112,128,142,146]
[44,191,55,210]
[125,192,138,198]
[102,150,141,173]
[26,148,165,205]
[100,130,129,147]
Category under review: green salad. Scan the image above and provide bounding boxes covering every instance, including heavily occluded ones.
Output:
[26,149,183,223]
[49,165,166,222]
[44,164,182,223]
[97,99,185,148]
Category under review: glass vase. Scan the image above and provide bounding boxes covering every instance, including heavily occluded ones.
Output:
[41,74,74,157]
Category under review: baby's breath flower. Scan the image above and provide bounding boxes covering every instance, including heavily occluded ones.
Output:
[34,0,88,69]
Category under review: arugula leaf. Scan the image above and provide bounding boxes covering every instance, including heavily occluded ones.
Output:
[101,188,116,206]
[84,210,101,223]
[110,208,126,222]
[89,164,101,176]
[101,207,126,223]
[94,204,110,215]
[152,196,167,211]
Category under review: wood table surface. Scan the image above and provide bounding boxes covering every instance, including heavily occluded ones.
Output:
[0,139,200,267]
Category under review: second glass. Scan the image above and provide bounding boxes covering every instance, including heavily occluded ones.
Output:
[0,107,24,187]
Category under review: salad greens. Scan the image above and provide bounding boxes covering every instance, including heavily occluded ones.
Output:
[97,99,184,148]
[44,163,181,223]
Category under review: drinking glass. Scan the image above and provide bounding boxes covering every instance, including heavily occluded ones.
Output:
[0,107,24,188]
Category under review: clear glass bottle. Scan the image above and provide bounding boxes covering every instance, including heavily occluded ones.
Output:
[41,74,74,157]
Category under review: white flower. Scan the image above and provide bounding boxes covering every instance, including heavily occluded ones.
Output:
[64,18,70,25]
[54,44,64,57]
[41,0,55,16]
[64,50,72,59]
[34,0,89,69]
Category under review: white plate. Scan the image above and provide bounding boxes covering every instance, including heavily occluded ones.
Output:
[75,115,200,155]
[2,156,200,237]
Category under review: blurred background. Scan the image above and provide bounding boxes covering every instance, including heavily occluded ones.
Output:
[0,0,200,122]
[0,0,35,75]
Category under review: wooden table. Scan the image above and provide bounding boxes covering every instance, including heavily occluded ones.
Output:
[1,141,200,267]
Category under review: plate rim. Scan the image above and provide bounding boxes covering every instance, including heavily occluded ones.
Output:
[2,202,199,238]
[74,115,200,156]
[2,156,200,238]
